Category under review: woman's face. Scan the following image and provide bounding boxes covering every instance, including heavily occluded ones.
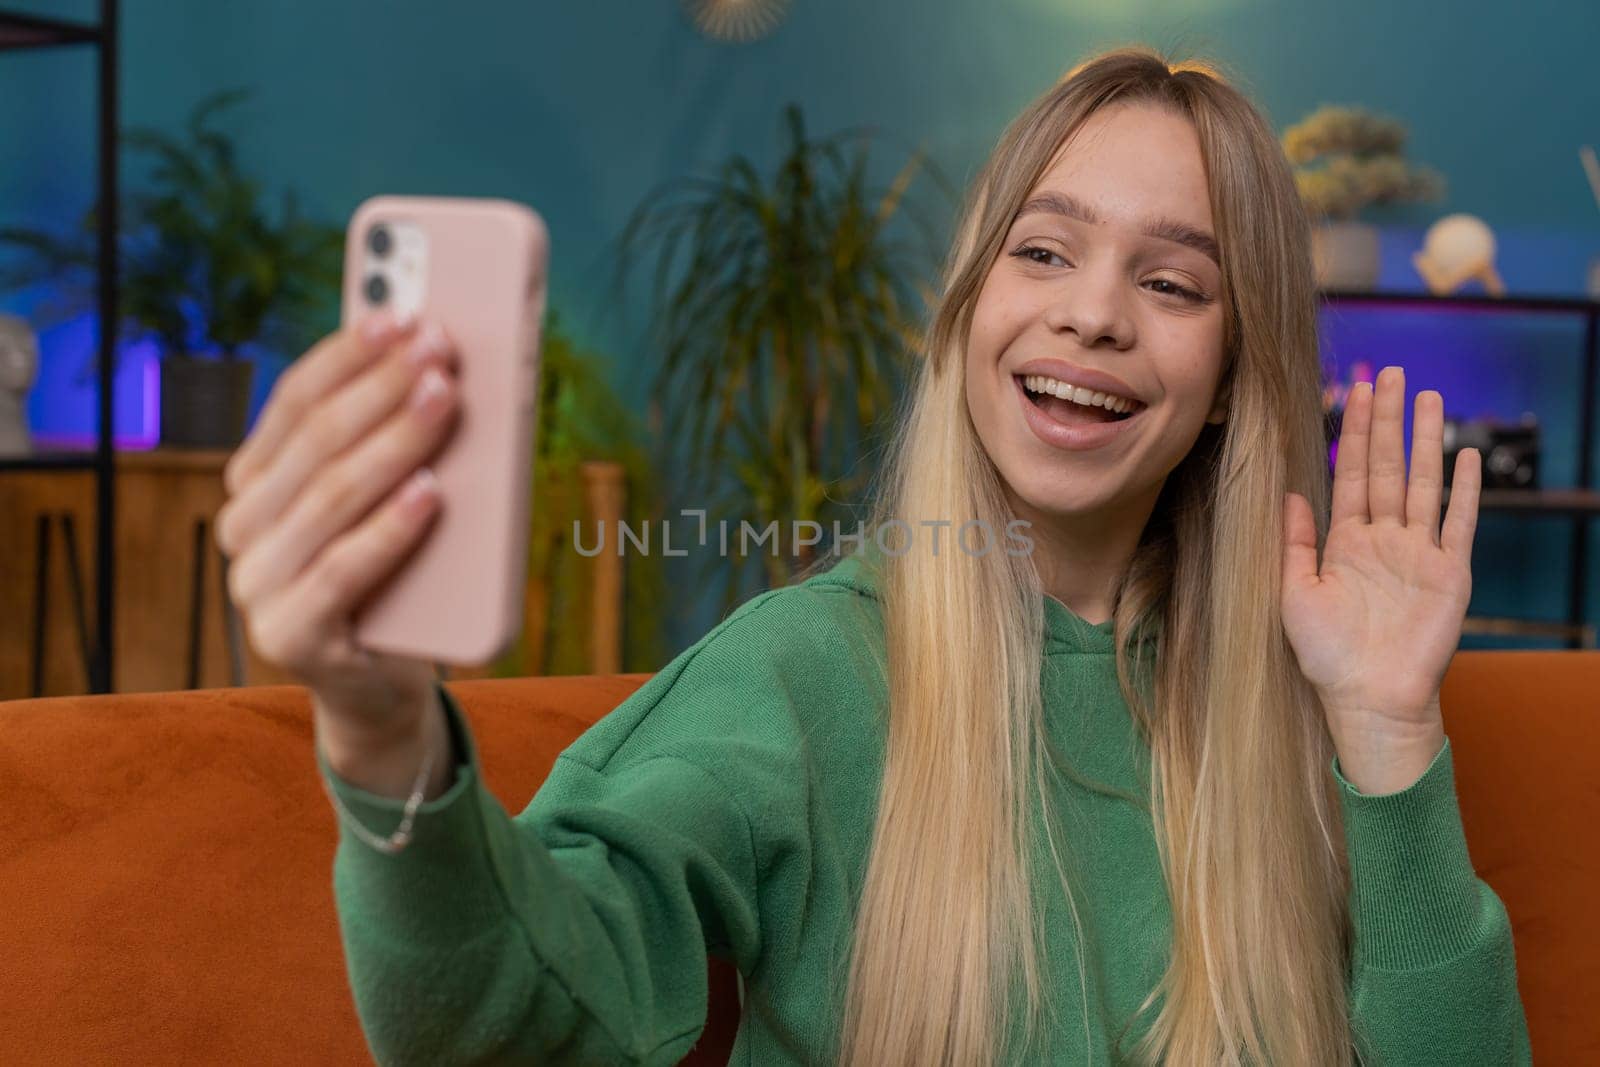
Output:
[966,102,1228,526]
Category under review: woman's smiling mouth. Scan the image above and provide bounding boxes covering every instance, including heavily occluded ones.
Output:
[1013,373,1147,451]
[1019,373,1141,419]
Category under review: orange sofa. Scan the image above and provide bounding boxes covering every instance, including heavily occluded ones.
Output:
[2,654,1596,1064]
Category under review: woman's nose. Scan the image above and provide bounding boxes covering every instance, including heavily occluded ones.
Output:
[1042,269,1135,350]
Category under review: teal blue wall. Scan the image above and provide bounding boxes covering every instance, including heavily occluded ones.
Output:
[5,0,1599,654]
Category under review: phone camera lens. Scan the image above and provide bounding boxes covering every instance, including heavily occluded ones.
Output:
[366,224,393,258]
[364,273,390,305]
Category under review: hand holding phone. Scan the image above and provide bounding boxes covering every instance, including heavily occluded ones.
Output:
[216,310,462,758]
[216,195,547,776]
[340,196,548,667]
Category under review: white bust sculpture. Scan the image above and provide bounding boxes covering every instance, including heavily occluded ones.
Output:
[1412,214,1505,297]
[0,313,39,458]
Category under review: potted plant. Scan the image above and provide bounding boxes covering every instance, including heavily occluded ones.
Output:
[0,88,343,447]
[483,310,667,677]
[1282,105,1445,290]
[616,103,946,609]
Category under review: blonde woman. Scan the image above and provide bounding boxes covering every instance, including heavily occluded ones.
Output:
[219,46,1529,1065]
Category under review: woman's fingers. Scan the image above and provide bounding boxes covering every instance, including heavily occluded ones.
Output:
[1330,367,1467,553]
[222,310,418,496]
[1330,379,1372,528]
[227,364,459,608]
[1442,446,1482,560]
[1367,365,1409,526]
[1405,389,1446,543]
[245,467,443,675]
[215,323,455,559]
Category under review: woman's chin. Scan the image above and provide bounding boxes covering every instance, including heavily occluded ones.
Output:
[1000,470,1117,522]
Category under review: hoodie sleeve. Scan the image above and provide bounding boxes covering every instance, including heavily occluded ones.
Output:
[1337,737,1532,1066]
[317,676,764,1067]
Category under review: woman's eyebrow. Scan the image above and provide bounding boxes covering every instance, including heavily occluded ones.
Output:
[1015,191,1220,267]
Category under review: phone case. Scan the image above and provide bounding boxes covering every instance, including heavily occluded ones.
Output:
[340,195,547,666]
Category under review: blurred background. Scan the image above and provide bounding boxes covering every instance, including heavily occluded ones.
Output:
[2,0,1598,698]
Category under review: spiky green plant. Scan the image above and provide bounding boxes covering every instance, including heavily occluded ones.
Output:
[615,103,947,608]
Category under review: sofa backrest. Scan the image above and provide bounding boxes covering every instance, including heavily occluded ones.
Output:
[0,673,690,1065]
[1,653,1594,1063]
[1432,651,1599,1062]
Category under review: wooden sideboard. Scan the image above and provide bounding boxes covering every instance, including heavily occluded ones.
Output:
[0,450,626,699]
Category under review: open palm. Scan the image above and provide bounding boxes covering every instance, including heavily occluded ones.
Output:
[1282,366,1482,732]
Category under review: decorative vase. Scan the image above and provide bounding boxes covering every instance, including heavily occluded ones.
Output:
[1310,220,1381,291]
[159,355,254,448]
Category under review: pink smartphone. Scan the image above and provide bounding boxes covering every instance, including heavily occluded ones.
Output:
[339,195,548,666]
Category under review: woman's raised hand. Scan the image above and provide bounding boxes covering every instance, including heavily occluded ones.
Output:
[1281,365,1482,794]
[216,311,461,771]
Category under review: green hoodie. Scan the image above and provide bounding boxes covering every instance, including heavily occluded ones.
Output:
[319,549,1530,1065]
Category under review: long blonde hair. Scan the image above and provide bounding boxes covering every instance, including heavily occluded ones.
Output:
[836,46,1351,1065]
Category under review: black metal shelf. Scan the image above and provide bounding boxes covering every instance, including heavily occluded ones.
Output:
[1321,288,1600,648]
[1321,289,1598,314]
[0,453,103,473]
[0,9,101,51]
[1,2,117,691]
[1467,489,1600,516]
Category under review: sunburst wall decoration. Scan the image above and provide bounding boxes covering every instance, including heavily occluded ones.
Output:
[682,0,791,43]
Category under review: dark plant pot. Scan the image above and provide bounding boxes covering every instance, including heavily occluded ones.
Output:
[160,355,254,448]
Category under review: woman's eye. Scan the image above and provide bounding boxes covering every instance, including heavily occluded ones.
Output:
[1146,278,1208,304]
[1012,245,1067,268]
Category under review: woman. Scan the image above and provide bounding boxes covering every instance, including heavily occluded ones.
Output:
[218,46,1529,1065]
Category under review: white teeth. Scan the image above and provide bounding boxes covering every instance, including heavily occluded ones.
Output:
[1022,374,1139,414]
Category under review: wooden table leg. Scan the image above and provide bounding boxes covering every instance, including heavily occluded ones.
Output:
[217,548,245,687]
[58,514,96,690]
[29,513,97,697]
[30,514,49,699]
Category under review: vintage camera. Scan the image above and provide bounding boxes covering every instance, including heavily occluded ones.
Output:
[1443,413,1540,490]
